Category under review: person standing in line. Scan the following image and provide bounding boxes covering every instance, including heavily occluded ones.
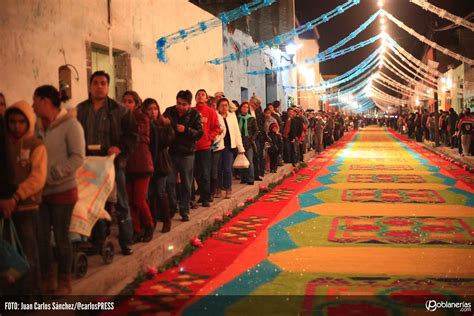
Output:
[193,89,220,207]
[144,98,175,233]
[268,123,282,173]
[76,71,138,256]
[1,101,47,298]
[164,90,203,222]
[216,98,245,198]
[33,85,85,295]
[237,102,259,185]
[122,91,155,243]
[249,95,265,180]
[313,112,325,153]
[210,97,226,199]
[458,110,474,157]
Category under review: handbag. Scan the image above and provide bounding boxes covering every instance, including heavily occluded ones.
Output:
[233,153,250,169]
[0,218,30,283]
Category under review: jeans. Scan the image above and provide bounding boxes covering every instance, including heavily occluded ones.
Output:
[218,146,234,190]
[241,146,254,183]
[38,202,74,276]
[194,150,212,203]
[127,176,153,233]
[1,211,41,296]
[168,154,194,217]
[211,150,222,195]
[115,168,133,249]
[149,175,168,222]
[257,140,265,177]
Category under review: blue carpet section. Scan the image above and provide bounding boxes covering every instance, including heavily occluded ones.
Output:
[268,211,319,254]
[298,187,328,208]
[316,173,335,185]
[183,260,281,316]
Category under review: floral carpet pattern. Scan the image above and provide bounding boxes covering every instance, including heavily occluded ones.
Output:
[111,127,474,315]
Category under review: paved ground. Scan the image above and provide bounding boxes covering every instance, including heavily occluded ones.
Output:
[110,126,474,315]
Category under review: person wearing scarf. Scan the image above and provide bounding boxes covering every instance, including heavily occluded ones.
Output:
[237,102,259,185]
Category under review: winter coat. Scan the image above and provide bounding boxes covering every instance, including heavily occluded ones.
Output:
[148,120,174,178]
[194,103,220,151]
[76,97,138,169]
[163,106,203,156]
[238,114,259,151]
[126,107,154,176]
[223,112,245,153]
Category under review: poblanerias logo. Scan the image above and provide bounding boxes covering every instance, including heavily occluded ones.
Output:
[425,300,471,312]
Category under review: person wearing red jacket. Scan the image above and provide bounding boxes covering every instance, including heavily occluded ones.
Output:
[123,91,155,243]
[193,89,220,207]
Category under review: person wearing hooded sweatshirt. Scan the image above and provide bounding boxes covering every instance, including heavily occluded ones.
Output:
[0,100,47,297]
[33,85,85,295]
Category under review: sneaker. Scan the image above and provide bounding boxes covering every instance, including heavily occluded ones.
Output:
[181,215,190,222]
[202,201,211,207]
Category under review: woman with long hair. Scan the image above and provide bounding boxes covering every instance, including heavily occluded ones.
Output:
[216,98,245,198]
[123,91,155,242]
[143,98,175,233]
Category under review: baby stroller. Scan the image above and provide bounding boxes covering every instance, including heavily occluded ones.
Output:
[67,156,117,279]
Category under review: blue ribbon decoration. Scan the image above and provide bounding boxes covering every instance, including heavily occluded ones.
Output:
[208,0,361,65]
[156,0,277,62]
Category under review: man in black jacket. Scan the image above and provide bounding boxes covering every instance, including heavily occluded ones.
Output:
[76,71,138,256]
[163,90,203,221]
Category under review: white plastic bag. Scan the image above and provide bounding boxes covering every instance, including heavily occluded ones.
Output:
[233,153,250,169]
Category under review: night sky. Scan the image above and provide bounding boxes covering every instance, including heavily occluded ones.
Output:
[296,0,474,76]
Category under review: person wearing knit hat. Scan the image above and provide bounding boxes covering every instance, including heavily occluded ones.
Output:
[1,100,47,297]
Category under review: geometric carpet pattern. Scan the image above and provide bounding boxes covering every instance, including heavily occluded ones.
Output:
[112,127,474,315]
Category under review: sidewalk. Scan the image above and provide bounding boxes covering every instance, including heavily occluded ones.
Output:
[421,140,474,169]
[71,151,317,295]
[390,129,474,170]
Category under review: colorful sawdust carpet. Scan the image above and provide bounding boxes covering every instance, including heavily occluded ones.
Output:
[110,127,474,315]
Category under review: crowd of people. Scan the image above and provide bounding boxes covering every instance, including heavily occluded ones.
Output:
[385,107,474,156]
[0,70,356,298]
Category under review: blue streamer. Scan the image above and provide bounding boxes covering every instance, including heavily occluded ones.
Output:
[247,11,381,75]
[156,0,277,62]
[208,0,360,65]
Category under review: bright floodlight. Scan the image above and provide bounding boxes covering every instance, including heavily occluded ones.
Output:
[378,0,384,8]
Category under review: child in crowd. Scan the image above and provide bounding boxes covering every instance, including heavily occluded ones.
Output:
[268,123,282,173]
